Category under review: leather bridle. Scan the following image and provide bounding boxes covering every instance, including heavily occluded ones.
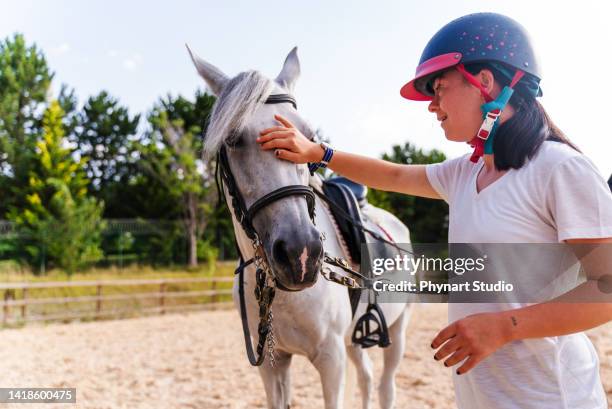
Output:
[215,93,319,366]
[216,94,316,242]
[218,150,315,242]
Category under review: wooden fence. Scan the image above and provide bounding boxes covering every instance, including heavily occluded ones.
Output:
[0,277,234,326]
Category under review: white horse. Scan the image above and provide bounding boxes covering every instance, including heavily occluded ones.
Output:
[188,46,414,409]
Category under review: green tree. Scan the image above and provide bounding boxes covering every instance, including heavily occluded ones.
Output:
[135,91,218,267]
[8,101,105,274]
[367,142,449,243]
[0,33,54,216]
[70,91,141,201]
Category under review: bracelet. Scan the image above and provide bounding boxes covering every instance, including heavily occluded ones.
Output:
[308,142,334,175]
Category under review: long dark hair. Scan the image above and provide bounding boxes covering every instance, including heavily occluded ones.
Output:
[465,64,580,171]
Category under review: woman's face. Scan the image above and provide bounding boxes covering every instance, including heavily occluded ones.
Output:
[427,69,486,143]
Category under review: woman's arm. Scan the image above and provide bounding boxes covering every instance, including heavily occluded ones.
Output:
[257,114,441,199]
[502,237,612,340]
[431,237,612,375]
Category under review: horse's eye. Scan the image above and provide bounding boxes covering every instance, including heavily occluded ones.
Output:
[227,131,244,148]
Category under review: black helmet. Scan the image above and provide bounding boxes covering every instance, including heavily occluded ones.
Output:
[400,12,542,101]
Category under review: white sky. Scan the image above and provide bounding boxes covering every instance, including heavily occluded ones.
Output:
[1,0,610,178]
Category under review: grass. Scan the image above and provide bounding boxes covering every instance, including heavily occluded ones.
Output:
[0,260,238,327]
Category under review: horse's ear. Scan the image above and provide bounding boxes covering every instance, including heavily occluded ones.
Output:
[275,47,300,93]
[185,44,228,96]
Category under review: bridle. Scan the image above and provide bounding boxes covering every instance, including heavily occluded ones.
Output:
[216,93,316,243]
[215,92,320,367]
[217,147,316,242]
[216,93,319,264]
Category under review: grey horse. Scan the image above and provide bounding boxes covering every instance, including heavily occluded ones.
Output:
[188,45,414,409]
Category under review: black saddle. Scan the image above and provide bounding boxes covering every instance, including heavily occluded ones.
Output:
[329,176,368,207]
[322,177,368,264]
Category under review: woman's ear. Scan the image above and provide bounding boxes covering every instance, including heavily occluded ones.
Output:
[478,69,497,95]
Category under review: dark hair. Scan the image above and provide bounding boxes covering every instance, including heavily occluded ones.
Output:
[465,64,580,171]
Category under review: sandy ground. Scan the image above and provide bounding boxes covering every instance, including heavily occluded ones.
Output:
[1,304,611,409]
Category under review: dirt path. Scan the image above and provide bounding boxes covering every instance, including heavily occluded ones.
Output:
[1,304,610,408]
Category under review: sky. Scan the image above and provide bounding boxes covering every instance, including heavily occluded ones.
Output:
[1,0,610,178]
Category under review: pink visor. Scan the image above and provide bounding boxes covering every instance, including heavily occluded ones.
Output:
[400,52,462,101]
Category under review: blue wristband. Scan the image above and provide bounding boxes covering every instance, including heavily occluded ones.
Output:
[308,143,334,175]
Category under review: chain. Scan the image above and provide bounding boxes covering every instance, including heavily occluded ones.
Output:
[267,310,276,367]
[251,236,277,367]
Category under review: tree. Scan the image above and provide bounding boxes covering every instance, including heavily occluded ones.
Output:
[367,142,449,243]
[7,101,105,274]
[0,33,54,216]
[70,91,140,199]
[135,91,217,267]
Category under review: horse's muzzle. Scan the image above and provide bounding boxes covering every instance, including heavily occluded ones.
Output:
[270,226,323,290]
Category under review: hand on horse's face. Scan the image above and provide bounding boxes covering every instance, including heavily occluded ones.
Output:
[258,114,323,164]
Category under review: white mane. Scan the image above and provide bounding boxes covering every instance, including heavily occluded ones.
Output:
[203,70,273,158]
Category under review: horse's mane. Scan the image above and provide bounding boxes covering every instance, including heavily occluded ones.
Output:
[203,70,273,158]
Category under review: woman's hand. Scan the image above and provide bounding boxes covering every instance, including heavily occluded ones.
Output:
[431,312,513,375]
[257,114,323,164]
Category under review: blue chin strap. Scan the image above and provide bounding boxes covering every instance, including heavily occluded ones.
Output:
[458,64,528,163]
[481,85,515,154]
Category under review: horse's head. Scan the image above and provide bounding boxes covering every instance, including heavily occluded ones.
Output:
[188,46,322,291]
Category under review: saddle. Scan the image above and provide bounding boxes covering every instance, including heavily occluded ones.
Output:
[322,176,368,264]
[321,176,391,348]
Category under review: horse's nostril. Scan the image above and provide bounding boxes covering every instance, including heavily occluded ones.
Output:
[311,237,323,260]
[272,239,291,267]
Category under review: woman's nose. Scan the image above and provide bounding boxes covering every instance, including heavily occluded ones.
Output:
[428,98,439,113]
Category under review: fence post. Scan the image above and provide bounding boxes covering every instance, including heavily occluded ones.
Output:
[160,282,166,315]
[211,280,218,304]
[3,290,12,325]
[21,288,28,321]
[96,284,102,315]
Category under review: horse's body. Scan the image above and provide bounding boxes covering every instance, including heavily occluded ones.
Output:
[188,46,413,409]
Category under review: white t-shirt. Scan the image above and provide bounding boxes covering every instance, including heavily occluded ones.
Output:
[426,141,612,409]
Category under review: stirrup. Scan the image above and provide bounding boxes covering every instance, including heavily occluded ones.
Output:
[351,303,391,348]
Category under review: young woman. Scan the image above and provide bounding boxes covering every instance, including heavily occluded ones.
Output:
[257,12,612,409]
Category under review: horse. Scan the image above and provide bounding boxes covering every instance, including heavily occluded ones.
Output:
[187,45,414,409]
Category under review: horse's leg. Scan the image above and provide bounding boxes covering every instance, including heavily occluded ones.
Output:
[258,351,293,409]
[347,344,374,409]
[378,305,412,409]
[311,336,346,409]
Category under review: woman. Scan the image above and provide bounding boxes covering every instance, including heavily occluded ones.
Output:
[257,12,612,409]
